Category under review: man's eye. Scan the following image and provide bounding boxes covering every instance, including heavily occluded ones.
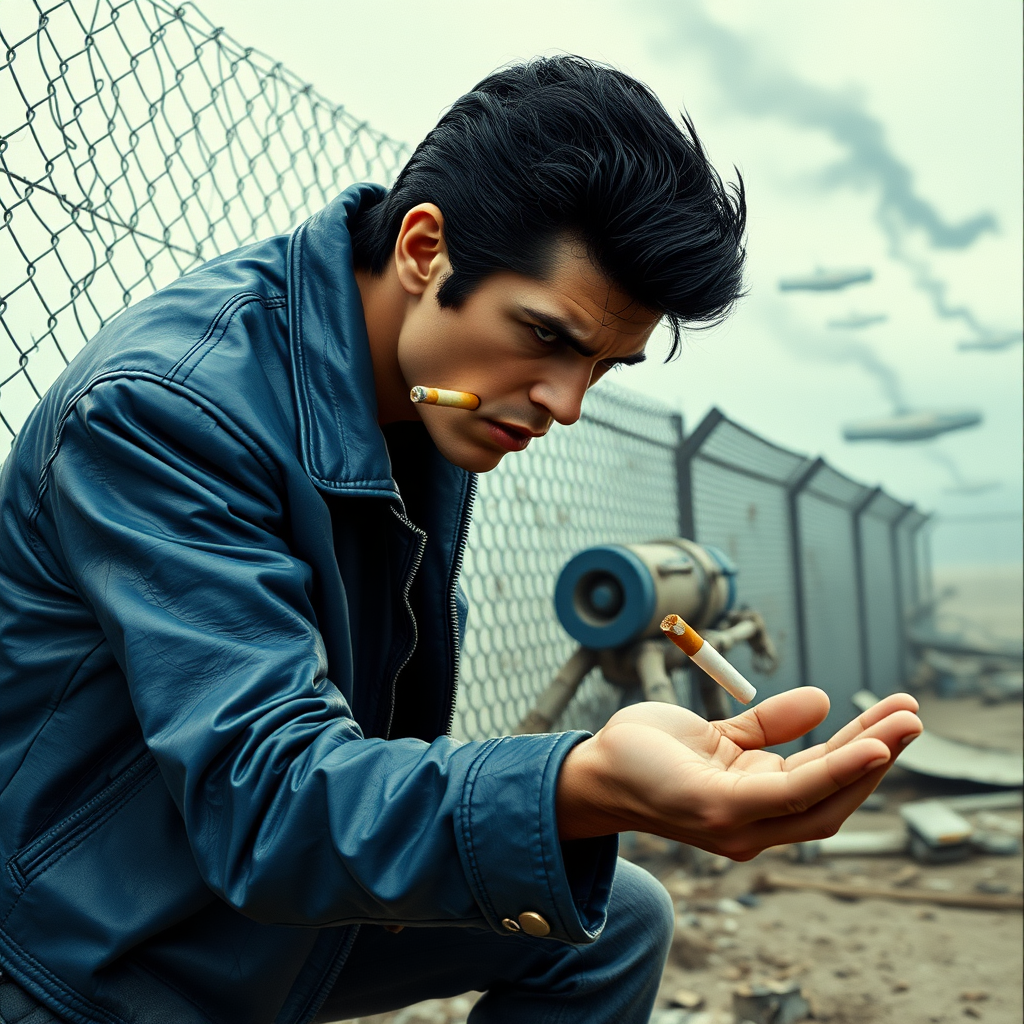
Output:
[531,325,559,345]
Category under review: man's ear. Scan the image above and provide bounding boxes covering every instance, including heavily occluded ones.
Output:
[394,203,449,297]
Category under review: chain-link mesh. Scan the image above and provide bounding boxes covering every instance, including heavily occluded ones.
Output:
[797,464,872,741]
[683,416,809,752]
[0,0,408,446]
[682,410,928,743]
[857,491,909,697]
[2,0,932,743]
[452,385,681,740]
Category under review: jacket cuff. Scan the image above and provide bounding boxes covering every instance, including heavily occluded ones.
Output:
[454,731,618,944]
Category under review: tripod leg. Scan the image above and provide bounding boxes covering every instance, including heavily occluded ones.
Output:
[636,641,678,705]
[513,646,598,734]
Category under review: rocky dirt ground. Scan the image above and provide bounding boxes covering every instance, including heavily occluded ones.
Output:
[336,567,1023,1024]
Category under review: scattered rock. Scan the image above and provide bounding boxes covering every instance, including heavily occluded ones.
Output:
[891,865,921,888]
[664,872,696,901]
[735,892,761,908]
[649,1010,692,1024]
[892,980,910,992]
[756,948,794,970]
[960,990,990,1002]
[975,879,1011,894]
[672,927,715,970]
[971,831,1022,856]
[669,989,706,1010]
[963,1007,982,1019]
[974,812,1023,836]
[716,897,746,915]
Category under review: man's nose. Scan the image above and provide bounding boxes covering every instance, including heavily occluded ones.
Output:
[528,366,593,427]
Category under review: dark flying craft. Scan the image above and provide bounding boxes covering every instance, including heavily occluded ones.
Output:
[778,267,873,292]
[957,330,1023,352]
[828,312,888,329]
[843,410,982,443]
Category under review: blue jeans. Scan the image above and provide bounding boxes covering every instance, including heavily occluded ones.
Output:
[314,858,674,1024]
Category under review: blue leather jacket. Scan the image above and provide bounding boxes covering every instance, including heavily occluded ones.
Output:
[0,184,615,1024]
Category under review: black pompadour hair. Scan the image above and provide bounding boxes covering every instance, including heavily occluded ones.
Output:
[350,55,746,357]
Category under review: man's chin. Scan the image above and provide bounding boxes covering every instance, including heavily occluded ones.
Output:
[433,435,508,473]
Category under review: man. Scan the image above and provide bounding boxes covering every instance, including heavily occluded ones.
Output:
[0,57,921,1024]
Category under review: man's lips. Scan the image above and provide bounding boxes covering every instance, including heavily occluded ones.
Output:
[483,419,544,452]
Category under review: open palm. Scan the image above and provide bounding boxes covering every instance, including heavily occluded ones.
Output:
[558,689,922,856]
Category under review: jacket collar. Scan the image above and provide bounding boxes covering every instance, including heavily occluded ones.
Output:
[286,182,400,498]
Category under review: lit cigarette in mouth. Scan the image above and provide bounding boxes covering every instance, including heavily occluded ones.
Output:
[660,614,757,705]
[409,386,480,410]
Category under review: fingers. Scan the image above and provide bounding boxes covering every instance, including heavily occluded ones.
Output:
[735,760,894,852]
[784,703,922,770]
[715,687,830,750]
[726,735,892,825]
[824,692,919,750]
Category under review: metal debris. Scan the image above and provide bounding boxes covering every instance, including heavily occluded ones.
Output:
[732,979,811,1024]
[852,691,1023,786]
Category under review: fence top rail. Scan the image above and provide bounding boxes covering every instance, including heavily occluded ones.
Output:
[863,489,912,524]
[686,409,928,527]
[802,461,875,509]
[692,410,809,483]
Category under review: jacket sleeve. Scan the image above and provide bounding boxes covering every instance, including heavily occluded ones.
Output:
[41,377,617,941]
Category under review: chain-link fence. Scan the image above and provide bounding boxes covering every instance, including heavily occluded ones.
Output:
[453,387,682,740]
[2,0,932,748]
[0,0,408,445]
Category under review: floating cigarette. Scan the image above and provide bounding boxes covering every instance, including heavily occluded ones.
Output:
[660,613,757,704]
[409,386,480,410]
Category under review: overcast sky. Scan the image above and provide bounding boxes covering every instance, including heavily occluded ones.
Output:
[194,0,1023,564]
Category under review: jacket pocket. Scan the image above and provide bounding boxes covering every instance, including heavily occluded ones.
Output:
[9,751,158,889]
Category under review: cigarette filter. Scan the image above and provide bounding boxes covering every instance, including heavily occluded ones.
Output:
[410,386,480,410]
[660,613,757,704]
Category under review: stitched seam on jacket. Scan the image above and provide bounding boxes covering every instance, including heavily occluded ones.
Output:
[288,227,316,468]
[10,755,157,886]
[29,372,280,529]
[1,770,158,934]
[0,929,130,1024]
[0,637,107,869]
[178,293,287,385]
[289,925,360,1024]
[458,738,501,925]
[537,738,571,938]
[165,291,285,381]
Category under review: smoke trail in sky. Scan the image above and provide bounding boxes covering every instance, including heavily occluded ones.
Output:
[766,301,908,412]
[924,448,1000,495]
[649,2,999,338]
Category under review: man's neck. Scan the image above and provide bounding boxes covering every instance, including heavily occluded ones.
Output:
[355,265,417,426]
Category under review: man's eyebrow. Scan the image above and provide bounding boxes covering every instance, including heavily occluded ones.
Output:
[519,306,647,365]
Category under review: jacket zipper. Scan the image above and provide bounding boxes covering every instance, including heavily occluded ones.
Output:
[382,503,428,740]
[444,473,478,736]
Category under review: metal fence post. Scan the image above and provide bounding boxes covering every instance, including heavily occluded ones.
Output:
[786,457,824,692]
[890,504,916,685]
[852,486,882,694]
[675,407,723,540]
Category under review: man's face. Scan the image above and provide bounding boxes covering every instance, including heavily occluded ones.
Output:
[397,241,660,473]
